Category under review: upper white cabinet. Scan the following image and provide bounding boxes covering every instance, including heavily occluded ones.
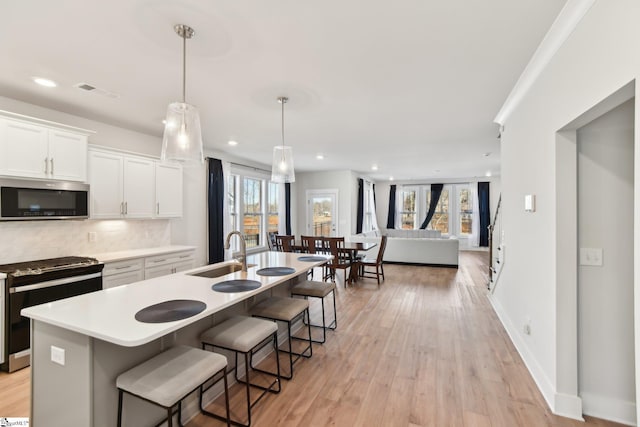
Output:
[0,112,91,182]
[89,149,155,219]
[155,163,183,218]
[88,147,182,219]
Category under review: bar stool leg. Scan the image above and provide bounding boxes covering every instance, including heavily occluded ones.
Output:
[117,390,123,427]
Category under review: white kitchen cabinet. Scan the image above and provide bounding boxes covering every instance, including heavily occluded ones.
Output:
[124,157,155,218]
[144,250,195,279]
[101,249,196,288]
[0,113,90,181]
[155,163,183,218]
[88,149,155,219]
[102,258,144,289]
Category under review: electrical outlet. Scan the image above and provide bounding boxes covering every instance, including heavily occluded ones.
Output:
[88,231,97,243]
[51,346,65,366]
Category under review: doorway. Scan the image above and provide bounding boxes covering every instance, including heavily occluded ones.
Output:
[555,81,637,424]
[306,190,338,236]
[576,99,635,424]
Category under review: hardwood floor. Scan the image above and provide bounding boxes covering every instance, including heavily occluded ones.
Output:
[0,252,630,426]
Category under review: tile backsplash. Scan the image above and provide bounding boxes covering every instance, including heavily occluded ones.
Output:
[0,219,171,263]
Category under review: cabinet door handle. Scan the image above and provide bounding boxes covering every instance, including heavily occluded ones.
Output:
[152,259,167,263]
[50,158,54,175]
[120,202,124,215]
[44,158,48,175]
[157,202,160,215]
[115,265,132,270]
[124,202,128,215]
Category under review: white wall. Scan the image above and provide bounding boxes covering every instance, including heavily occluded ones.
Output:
[577,99,635,422]
[493,0,640,421]
[293,170,358,237]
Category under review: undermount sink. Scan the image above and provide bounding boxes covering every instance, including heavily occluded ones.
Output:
[256,267,296,276]
[188,263,256,279]
[212,279,261,293]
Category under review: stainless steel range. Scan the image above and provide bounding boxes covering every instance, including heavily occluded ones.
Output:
[0,256,104,372]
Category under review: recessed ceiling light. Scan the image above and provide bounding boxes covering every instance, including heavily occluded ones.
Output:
[32,77,57,88]
[371,164,378,171]
[483,152,491,157]
[485,171,492,177]
[316,154,324,160]
[228,140,238,146]
[389,176,394,181]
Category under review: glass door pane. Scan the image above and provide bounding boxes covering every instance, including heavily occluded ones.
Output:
[307,191,338,236]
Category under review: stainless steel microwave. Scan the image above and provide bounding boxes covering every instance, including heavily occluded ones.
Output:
[0,178,89,220]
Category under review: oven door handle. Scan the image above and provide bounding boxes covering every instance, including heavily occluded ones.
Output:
[9,272,102,293]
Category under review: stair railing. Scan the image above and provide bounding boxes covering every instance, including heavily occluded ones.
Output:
[487,194,502,290]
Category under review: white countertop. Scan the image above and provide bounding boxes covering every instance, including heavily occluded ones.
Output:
[86,245,196,263]
[21,251,329,347]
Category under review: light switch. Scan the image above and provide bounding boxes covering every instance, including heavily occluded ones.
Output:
[579,248,603,266]
[524,194,535,212]
[51,345,65,366]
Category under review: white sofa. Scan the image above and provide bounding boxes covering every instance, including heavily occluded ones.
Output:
[351,229,459,267]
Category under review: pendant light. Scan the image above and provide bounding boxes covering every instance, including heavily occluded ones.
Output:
[161,24,204,165]
[271,96,295,183]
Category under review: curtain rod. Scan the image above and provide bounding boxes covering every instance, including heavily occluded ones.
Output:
[229,161,271,174]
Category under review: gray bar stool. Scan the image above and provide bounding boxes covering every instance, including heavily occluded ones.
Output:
[116,345,230,427]
[200,315,281,427]
[251,296,312,380]
[290,280,337,344]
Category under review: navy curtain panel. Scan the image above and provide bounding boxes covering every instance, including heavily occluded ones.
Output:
[285,182,292,235]
[478,182,490,247]
[207,158,225,264]
[356,178,364,234]
[386,185,396,229]
[420,184,444,229]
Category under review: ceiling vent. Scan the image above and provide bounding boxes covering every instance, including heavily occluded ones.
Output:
[74,82,120,99]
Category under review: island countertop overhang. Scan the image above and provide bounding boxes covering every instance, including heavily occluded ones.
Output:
[20,251,329,347]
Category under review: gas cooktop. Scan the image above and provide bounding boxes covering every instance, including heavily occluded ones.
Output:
[0,256,100,276]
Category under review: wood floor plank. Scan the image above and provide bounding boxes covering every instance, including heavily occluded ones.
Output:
[0,251,632,427]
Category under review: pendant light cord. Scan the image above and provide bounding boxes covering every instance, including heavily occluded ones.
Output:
[182,31,187,103]
[281,99,285,148]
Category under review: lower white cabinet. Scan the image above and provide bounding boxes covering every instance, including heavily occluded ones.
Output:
[101,249,196,288]
[144,251,195,279]
[102,259,144,290]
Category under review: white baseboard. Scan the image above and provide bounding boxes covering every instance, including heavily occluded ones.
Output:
[581,392,637,426]
[487,294,584,421]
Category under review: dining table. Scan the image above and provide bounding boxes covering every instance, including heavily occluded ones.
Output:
[291,239,378,283]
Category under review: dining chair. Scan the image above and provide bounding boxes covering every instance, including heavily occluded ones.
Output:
[267,232,278,251]
[274,235,295,252]
[300,235,318,254]
[360,235,388,286]
[325,237,353,287]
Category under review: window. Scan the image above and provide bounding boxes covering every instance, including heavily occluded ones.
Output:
[267,182,279,234]
[362,181,378,233]
[459,188,472,236]
[228,175,238,233]
[226,167,283,253]
[400,188,417,229]
[243,177,263,248]
[426,188,449,234]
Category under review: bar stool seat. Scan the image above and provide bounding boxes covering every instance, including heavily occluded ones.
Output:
[291,280,337,344]
[251,296,312,380]
[201,316,281,427]
[117,345,230,426]
[252,296,309,321]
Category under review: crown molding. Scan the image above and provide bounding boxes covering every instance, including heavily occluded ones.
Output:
[494,0,596,125]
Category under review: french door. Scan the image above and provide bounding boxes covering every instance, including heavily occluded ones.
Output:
[306,190,338,236]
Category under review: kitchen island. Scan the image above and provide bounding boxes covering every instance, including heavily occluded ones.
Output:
[22,251,329,427]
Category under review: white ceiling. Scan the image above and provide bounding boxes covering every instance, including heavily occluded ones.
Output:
[0,0,567,181]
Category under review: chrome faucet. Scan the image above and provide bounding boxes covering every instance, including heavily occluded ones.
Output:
[224,231,247,272]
